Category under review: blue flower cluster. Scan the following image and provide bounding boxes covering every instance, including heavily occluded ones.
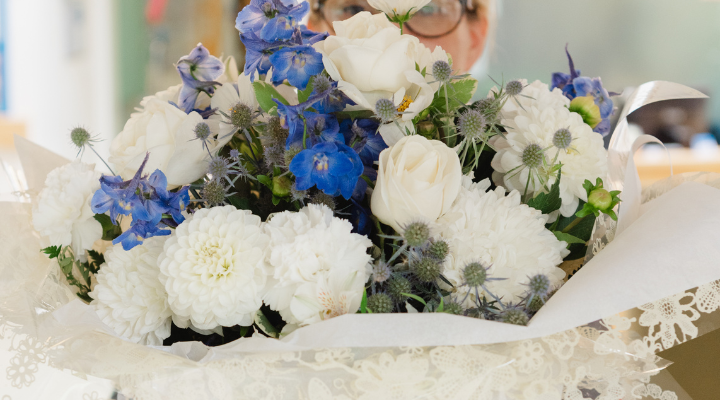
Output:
[551,46,616,136]
[91,154,189,250]
[235,0,327,90]
[272,74,386,201]
[176,44,226,114]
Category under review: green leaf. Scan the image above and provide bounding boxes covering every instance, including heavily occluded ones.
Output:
[333,110,375,120]
[227,193,251,210]
[94,214,122,241]
[436,297,445,313]
[254,309,279,338]
[271,195,281,206]
[527,170,562,214]
[41,245,62,259]
[253,81,289,114]
[430,78,478,113]
[402,293,427,306]
[360,288,368,313]
[553,231,586,245]
[257,174,273,189]
[565,214,596,242]
[298,76,315,104]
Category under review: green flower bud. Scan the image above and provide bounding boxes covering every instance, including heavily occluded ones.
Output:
[464,262,487,287]
[367,293,394,313]
[443,301,464,315]
[411,257,442,283]
[272,175,292,198]
[403,221,430,248]
[569,95,602,129]
[387,276,412,301]
[500,308,529,326]
[588,188,612,210]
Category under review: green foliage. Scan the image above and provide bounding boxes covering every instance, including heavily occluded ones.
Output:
[430,78,478,114]
[553,231,585,246]
[41,245,62,259]
[252,81,289,114]
[575,178,622,221]
[360,288,368,313]
[94,214,122,241]
[527,170,562,215]
[254,309,279,338]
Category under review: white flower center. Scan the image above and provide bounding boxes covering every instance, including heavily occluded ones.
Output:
[193,237,234,280]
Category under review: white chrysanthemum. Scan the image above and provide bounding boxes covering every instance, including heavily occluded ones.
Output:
[32,161,102,258]
[263,204,372,327]
[494,80,570,123]
[89,237,171,345]
[490,100,608,217]
[437,179,568,306]
[158,206,269,330]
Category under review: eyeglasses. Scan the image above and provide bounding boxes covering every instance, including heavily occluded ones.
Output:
[318,0,469,39]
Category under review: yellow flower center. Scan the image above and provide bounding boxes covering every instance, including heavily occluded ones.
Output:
[397,95,413,113]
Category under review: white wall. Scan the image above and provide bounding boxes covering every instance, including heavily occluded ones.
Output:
[6,0,116,169]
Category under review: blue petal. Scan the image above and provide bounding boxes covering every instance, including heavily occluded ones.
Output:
[289,149,315,177]
[551,72,571,90]
[311,169,339,194]
[572,77,593,98]
[294,174,314,191]
[91,189,114,215]
[260,14,297,41]
[326,152,354,176]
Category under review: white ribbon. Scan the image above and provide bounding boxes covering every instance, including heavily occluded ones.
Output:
[606,81,706,236]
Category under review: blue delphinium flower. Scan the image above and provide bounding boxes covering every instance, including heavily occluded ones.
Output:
[311,75,355,114]
[289,142,363,199]
[241,33,278,79]
[260,2,308,41]
[91,153,188,250]
[340,119,387,166]
[236,0,309,42]
[551,45,616,136]
[286,112,342,149]
[176,43,225,113]
[269,45,324,90]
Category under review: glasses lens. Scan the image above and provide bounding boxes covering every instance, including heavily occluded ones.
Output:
[405,0,463,37]
[323,0,376,23]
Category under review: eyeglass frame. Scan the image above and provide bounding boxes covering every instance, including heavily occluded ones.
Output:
[314,0,472,39]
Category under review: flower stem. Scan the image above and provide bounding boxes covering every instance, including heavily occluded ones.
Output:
[399,21,404,35]
[561,214,589,234]
[88,145,116,175]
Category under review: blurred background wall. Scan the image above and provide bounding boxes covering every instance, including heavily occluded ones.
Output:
[1,0,720,174]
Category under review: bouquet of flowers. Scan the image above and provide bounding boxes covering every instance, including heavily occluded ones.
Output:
[4,1,720,399]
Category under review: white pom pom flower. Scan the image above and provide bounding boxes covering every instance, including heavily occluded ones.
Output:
[89,237,172,345]
[32,161,102,259]
[263,204,372,327]
[158,206,269,330]
[437,179,568,306]
[494,80,570,123]
[490,100,608,217]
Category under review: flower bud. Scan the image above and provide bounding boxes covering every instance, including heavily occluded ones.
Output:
[403,221,430,248]
[412,257,442,283]
[569,95,602,129]
[425,239,449,261]
[432,60,452,83]
[500,308,529,326]
[367,293,394,313]
[588,188,612,210]
[464,262,487,287]
[70,127,92,149]
[387,276,412,301]
[443,301,463,315]
[505,80,523,96]
[272,175,292,198]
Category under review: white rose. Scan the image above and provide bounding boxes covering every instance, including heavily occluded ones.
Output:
[32,161,102,258]
[110,91,232,187]
[368,0,432,20]
[314,12,448,146]
[370,135,462,232]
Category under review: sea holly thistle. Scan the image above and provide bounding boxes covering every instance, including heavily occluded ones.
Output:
[576,178,622,220]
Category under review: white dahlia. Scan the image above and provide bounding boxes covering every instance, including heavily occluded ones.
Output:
[89,237,171,345]
[437,179,568,306]
[158,206,269,330]
[263,204,372,327]
[490,100,608,217]
[32,161,102,259]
